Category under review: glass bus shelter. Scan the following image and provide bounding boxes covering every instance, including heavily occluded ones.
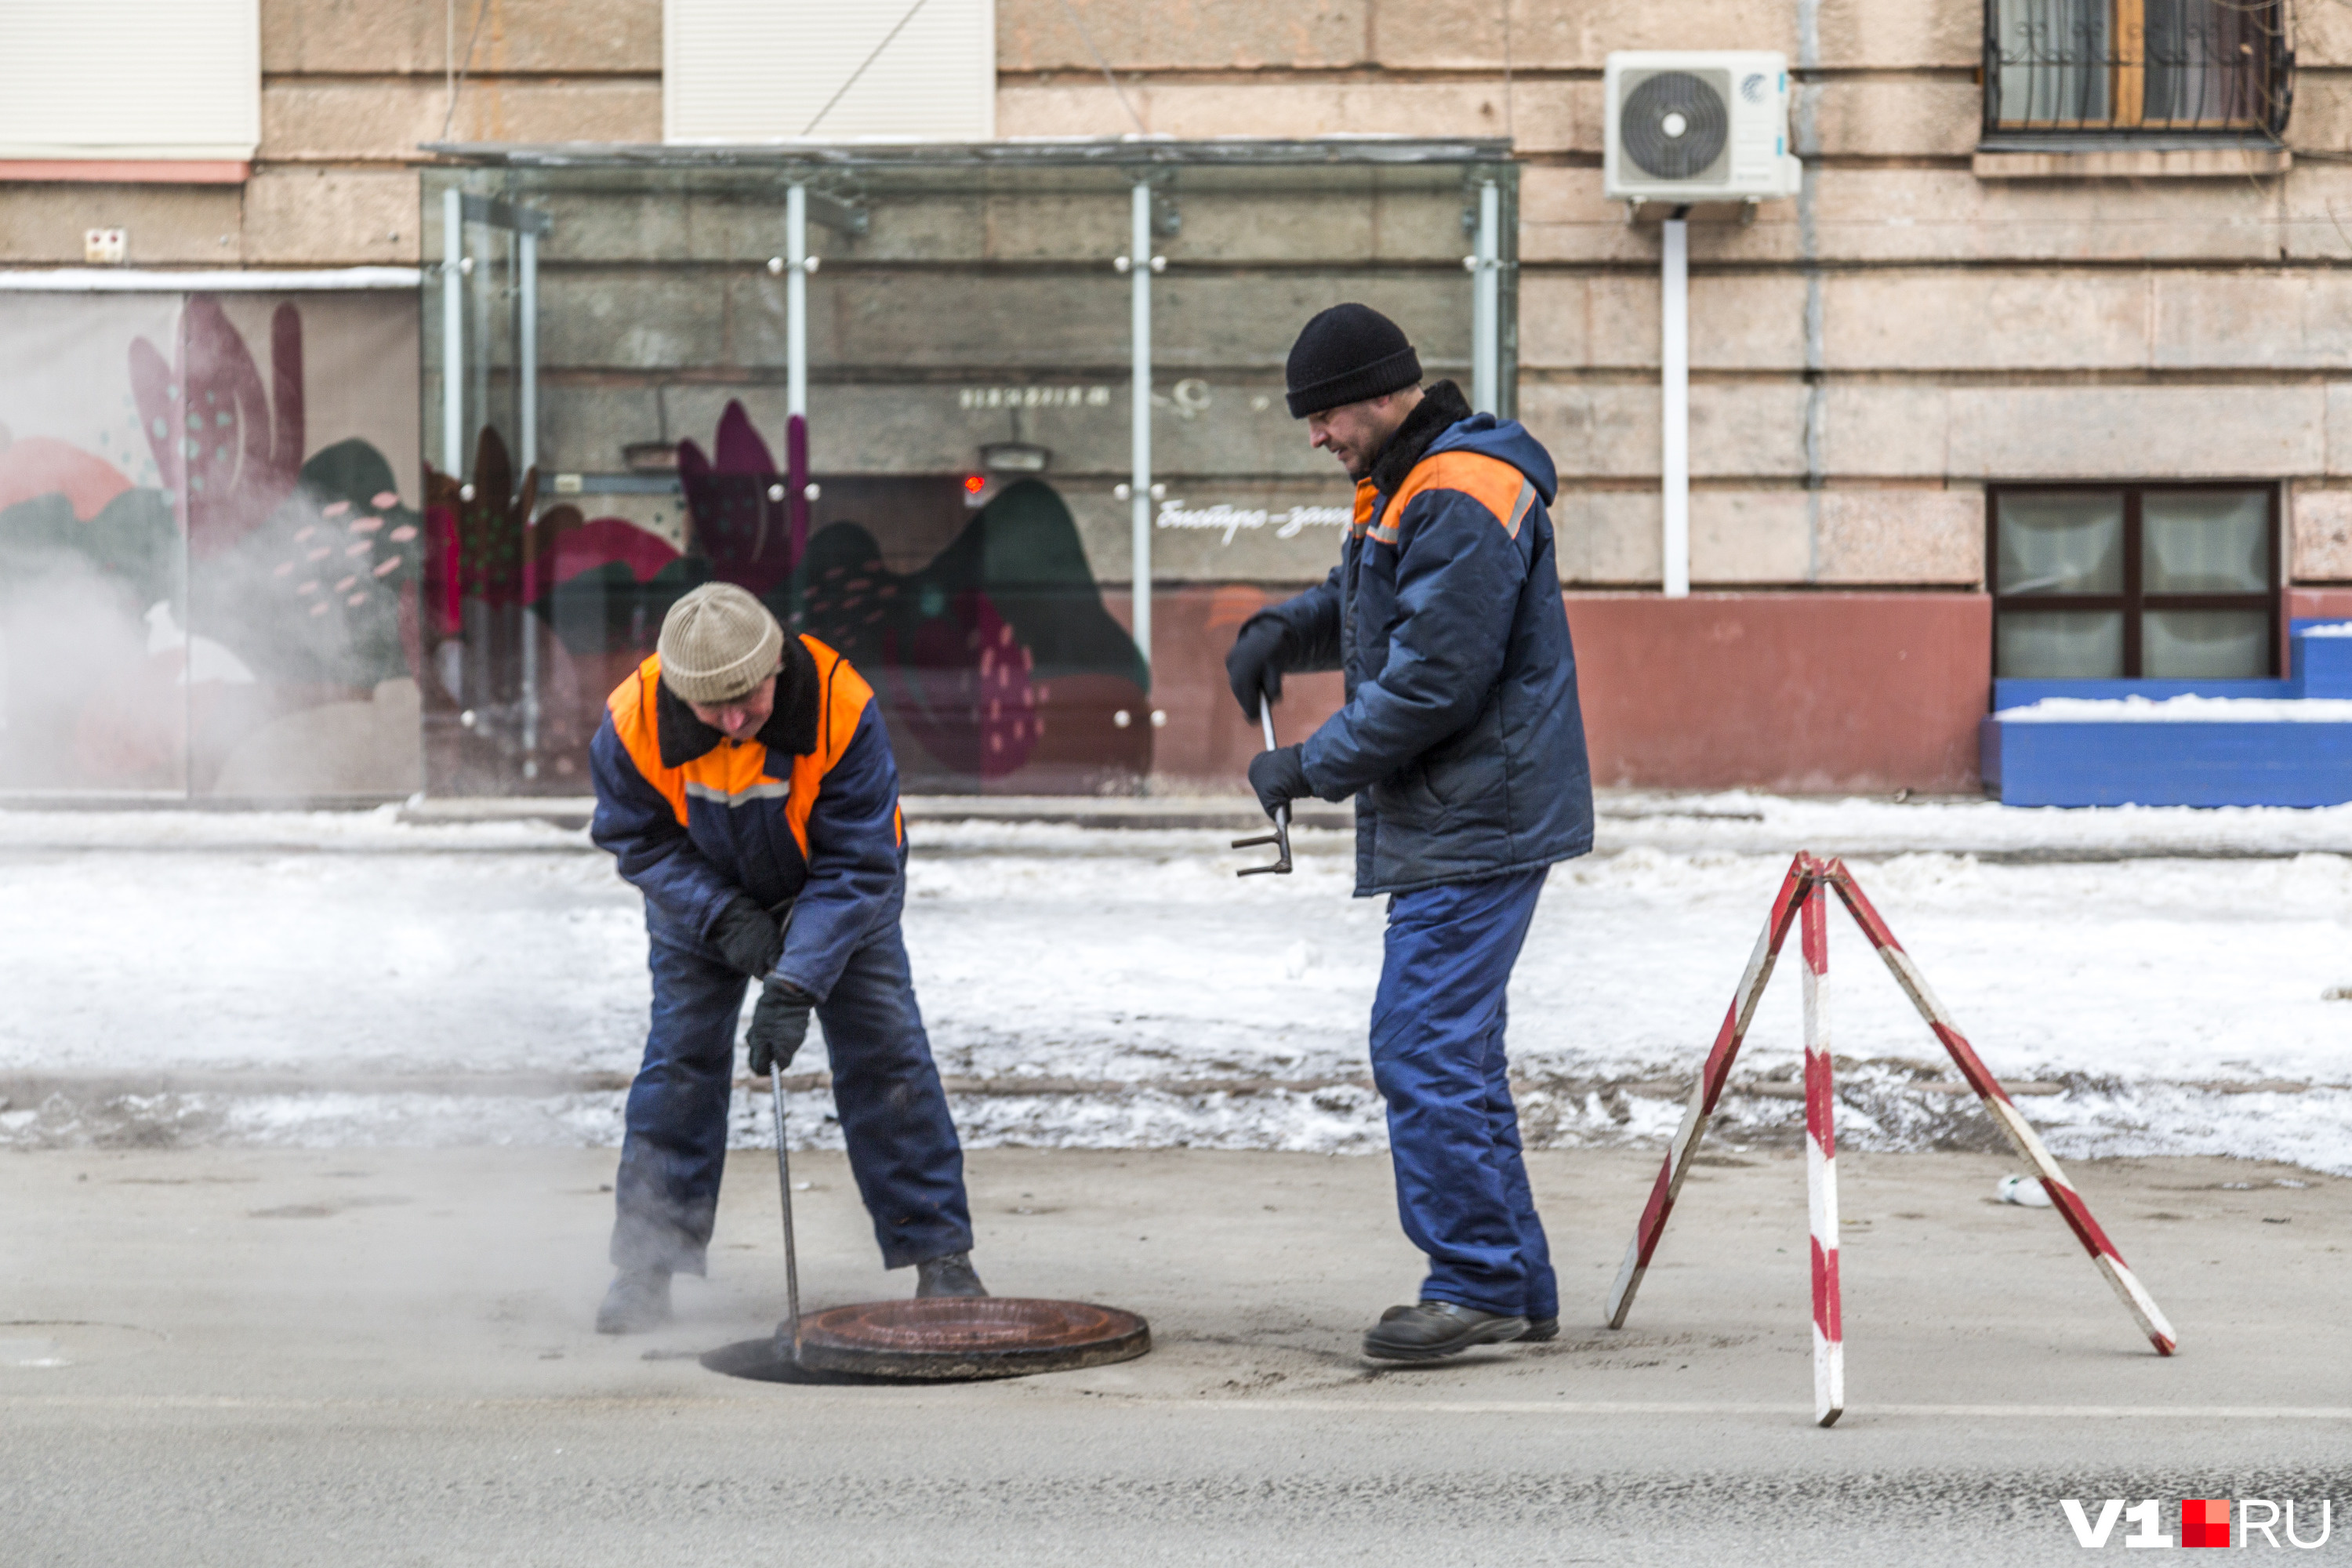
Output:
[419,138,1517,794]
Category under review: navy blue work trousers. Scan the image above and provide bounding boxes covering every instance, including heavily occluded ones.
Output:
[610,907,973,1276]
[1368,866,1556,1322]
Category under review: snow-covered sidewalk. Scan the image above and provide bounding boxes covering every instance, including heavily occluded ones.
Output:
[4,797,2349,1171]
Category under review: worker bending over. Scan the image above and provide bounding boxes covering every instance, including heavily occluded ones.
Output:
[588,583,982,1333]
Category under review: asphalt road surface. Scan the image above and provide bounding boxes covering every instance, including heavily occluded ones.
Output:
[4,1145,2346,1565]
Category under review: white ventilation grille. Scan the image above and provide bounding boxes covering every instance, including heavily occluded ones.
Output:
[666,0,996,143]
[0,0,260,162]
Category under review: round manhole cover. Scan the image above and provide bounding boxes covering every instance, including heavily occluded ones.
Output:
[704,1298,1150,1383]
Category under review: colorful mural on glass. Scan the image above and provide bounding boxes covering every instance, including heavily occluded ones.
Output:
[427,397,1152,793]
[0,292,424,796]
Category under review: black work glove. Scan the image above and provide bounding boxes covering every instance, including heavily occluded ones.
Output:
[710,895,785,982]
[1225,612,1291,721]
[746,981,814,1077]
[1247,744,1311,821]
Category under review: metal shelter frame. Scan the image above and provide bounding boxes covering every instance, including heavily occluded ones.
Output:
[421,138,1516,772]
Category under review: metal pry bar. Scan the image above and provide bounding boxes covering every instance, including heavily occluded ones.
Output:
[1232,694,1292,876]
[770,1061,802,1363]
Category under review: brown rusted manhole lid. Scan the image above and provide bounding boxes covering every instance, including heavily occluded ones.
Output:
[702,1298,1150,1384]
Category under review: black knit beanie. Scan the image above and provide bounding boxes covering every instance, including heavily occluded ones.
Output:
[1284,303,1422,418]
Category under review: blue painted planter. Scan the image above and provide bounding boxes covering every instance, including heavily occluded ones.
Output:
[1982,714,2352,807]
[1983,622,2352,808]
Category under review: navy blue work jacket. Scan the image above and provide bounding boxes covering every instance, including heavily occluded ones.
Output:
[1260,401,1594,895]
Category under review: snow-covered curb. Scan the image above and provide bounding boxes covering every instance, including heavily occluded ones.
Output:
[1994,695,2352,723]
[7,808,2350,1173]
[7,1073,2350,1176]
[10,793,2352,858]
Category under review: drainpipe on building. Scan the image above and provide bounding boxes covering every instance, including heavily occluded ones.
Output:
[1661,204,1691,599]
[1797,0,1827,581]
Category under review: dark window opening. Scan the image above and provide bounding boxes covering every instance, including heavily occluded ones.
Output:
[1989,485,2279,679]
[1984,0,2291,137]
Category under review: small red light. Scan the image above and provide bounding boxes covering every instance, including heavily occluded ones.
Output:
[964,474,987,493]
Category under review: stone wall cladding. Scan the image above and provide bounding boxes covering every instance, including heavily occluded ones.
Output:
[2292,485,2352,583]
[10,0,2343,597]
[5,0,666,272]
[993,0,2347,591]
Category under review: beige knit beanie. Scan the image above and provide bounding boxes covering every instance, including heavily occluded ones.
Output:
[657,583,785,705]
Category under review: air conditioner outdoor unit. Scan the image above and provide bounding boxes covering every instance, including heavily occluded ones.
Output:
[1603,51,1801,204]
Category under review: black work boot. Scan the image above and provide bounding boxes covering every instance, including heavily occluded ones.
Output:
[594,1268,672,1334]
[1519,1316,1560,1342]
[1362,1301,1529,1362]
[914,1251,989,1299]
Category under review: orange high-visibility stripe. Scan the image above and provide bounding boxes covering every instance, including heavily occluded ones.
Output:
[608,655,690,826]
[1370,450,1530,546]
[678,733,788,806]
[606,636,895,858]
[782,636,878,862]
[1352,479,1379,538]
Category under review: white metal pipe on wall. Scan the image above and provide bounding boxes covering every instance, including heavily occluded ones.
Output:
[1472,179,1499,415]
[786,183,808,419]
[1129,180,1152,680]
[1661,216,1690,600]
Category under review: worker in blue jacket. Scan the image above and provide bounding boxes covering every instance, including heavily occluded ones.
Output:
[587,582,982,1333]
[1227,303,1595,1361]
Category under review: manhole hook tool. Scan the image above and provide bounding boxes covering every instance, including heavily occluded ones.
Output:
[1232,687,1292,877]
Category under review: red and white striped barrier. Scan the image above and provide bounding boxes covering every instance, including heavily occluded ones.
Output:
[1606,852,2176,1422]
[1801,877,1844,1428]
[1814,858,2178,1358]
[1606,858,1811,1329]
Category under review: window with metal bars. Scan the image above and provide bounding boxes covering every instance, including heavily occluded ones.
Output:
[1989,485,2280,680]
[1984,0,2291,136]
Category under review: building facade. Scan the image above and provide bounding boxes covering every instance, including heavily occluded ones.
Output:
[4,0,2347,798]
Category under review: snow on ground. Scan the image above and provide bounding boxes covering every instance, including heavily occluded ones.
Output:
[3,797,2349,1170]
[1589,789,2352,858]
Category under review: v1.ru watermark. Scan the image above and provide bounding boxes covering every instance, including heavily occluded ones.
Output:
[2062,1499,2333,1549]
